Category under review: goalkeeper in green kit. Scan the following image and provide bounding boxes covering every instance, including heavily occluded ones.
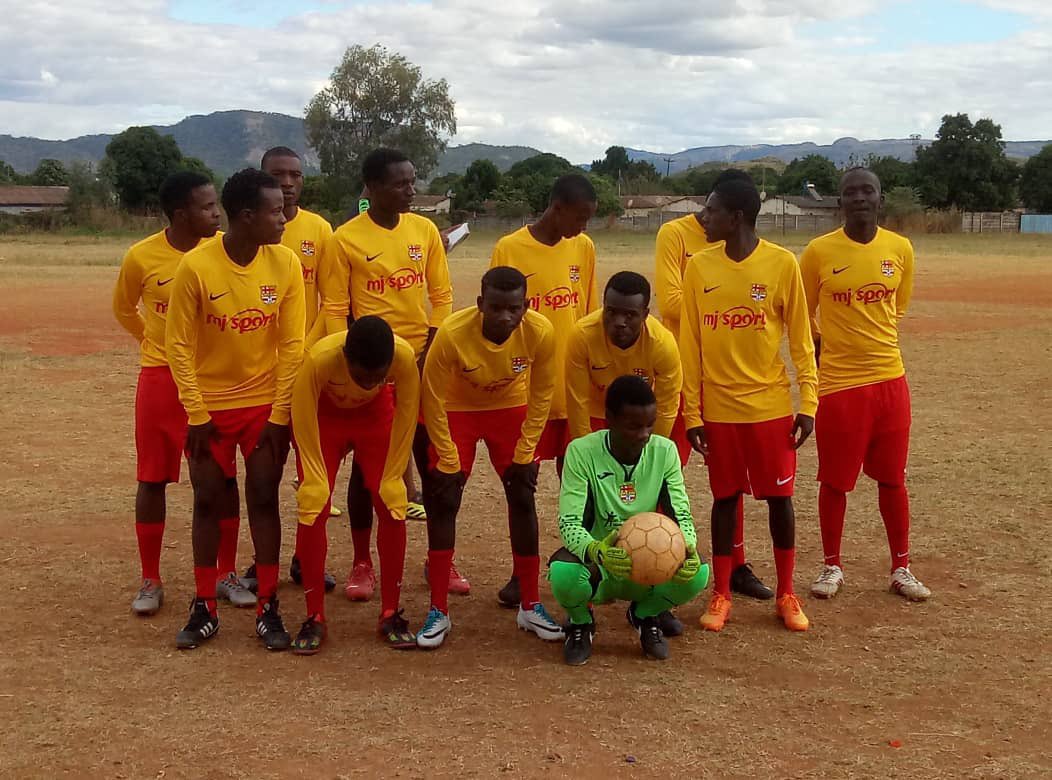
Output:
[549,375,709,665]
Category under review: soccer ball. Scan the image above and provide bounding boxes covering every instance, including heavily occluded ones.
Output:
[615,512,687,586]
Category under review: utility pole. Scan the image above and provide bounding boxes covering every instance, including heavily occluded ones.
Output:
[662,156,676,177]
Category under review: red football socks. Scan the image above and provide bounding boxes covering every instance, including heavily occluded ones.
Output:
[135,521,164,582]
[193,565,218,614]
[216,517,239,576]
[255,563,279,613]
[513,554,540,609]
[351,526,373,568]
[818,484,847,568]
[731,497,747,568]
[296,520,328,621]
[376,513,407,615]
[427,549,454,614]
[773,546,796,598]
[879,483,911,571]
[712,554,733,598]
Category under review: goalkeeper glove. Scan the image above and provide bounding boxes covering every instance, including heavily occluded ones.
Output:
[672,545,702,585]
[586,530,633,580]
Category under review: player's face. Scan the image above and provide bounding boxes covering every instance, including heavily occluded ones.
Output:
[371,161,417,213]
[607,403,657,462]
[700,193,735,243]
[553,199,597,239]
[602,289,648,349]
[262,155,303,209]
[348,360,391,391]
[478,286,528,344]
[246,186,287,244]
[184,184,221,238]
[839,170,883,221]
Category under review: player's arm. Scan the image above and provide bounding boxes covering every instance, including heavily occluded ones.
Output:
[652,326,683,439]
[291,349,330,525]
[112,251,146,342]
[420,327,461,474]
[654,225,683,326]
[270,258,307,426]
[556,443,599,560]
[564,325,593,441]
[896,239,916,321]
[425,222,454,332]
[678,264,706,452]
[656,443,697,548]
[377,348,420,521]
[318,232,351,342]
[164,260,209,426]
[783,260,819,448]
[513,320,557,465]
[798,242,822,362]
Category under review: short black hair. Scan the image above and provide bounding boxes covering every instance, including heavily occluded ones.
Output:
[221,168,280,218]
[605,374,656,416]
[712,176,761,227]
[260,146,300,168]
[604,271,651,306]
[481,266,527,296]
[713,168,753,187]
[343,315,394,371]
[550,173,597,206]
[839,166,881,193]
[159,170,212,220]
[362,148,410,186]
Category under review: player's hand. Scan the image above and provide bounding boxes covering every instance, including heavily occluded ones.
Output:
[686,426,708,458]
[255,422,292,466]
[185,420,217,462]
[439,226,453,251]
[672,545,702,585]
[502,462,539,492]
[587,530,632,580]
[792,414,814,450]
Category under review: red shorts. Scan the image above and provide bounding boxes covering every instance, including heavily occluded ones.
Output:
[190,404,272,479]
[589,415,690,467]
[816,376,911,491]
[135,366,188,483]
[704,415,796,499]
[429,406,529,478]
[534,418,569,461]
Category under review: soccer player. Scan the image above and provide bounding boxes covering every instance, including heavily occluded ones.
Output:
[290,316,420,654]
[679,176,818,633]
[415,267,563,649]
[551,375,709,665]
[166,168,305,651]
[654,170,772,601]
[317,148,457,600]
[113,171,253,615]
[800,168,930,602]
[488,173,598,607]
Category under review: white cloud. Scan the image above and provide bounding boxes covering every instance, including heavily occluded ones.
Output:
[0,0,1049,162]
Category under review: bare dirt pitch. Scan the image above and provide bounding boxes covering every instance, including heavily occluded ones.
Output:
[0,231,1049,778]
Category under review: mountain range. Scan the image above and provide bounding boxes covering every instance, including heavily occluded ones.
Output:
[0,110,1047,177]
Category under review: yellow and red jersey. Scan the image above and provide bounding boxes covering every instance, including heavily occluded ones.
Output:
[489,226,598,419]
[800,227,915,396]
[281,207,333,333]
[165,238,306,425]
[422,307,556,473]
[317,211,452,355]
[654,214,719,341]
[292,332,418,523]
[565,310,682,440]
[679,239,817,427]
[112,230,217,367]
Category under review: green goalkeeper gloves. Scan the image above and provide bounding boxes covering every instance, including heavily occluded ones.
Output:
[586,530,633,580]
[672,545,702,585]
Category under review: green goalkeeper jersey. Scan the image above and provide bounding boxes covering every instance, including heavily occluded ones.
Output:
[558,430,697,561]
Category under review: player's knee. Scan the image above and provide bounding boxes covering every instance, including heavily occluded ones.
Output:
[683,561,711,600]
[549,560,593,607]
[503,481,536,516]
[138,480,167,493]
[713,493,741,511]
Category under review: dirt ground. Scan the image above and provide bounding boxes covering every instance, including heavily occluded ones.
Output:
[0,229,1050,779]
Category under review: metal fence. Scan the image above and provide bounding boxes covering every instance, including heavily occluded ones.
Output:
[1020,214,1052,234]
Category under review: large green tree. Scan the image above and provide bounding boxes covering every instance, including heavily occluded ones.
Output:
[30,158,70,186]
[590,145,660,194]
[499,153,577,213]
[913,113,1018,210]
[864,155,914,191]
[778,154,839,195]
[65,161,114,217]
[453,159,501,211]
[0,159,21,183]
[428,172,462,197]
[305,44,457,184]
[1019,144,1052,212]
[103,127,187,212]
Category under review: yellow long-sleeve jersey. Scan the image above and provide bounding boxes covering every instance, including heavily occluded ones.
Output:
[565,310,682,440]
[317,211,452,354]
[112,230,216,366]
[165,238,305,426]
[654,214,718,341]
[800,227,915,396]
[281,207,333,333]
[489,226,598,420]
[422,307,556,474]
[292,331,419,523]
[679,239,818,428]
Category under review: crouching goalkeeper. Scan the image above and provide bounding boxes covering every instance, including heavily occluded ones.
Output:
[549,375,709,665]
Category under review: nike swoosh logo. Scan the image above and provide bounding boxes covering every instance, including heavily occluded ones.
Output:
[463,365,481,373]
[775,475,794,486]
[704,286,720,294]
[597,471,615,480]
[590,364,611,371]
[157,278,173,286]
[208,292,229,301]
[833,266,850,275]
[366,253,383,262]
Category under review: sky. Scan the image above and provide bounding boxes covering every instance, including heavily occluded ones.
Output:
[1,0,1050,162]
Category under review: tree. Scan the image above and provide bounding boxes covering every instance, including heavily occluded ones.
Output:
[65,161,114,218]
[30,158,69,186]
[500,153,578,213]
[305,44,457,183]
[453,159,501,211]
[864,155,914,191]
[882,186,924,219]
[428,172,462,197]
[778,155,839,195]
[0,159,20,183]
[588,173,623,218]
[102,127,185,212]
[591,146,632,178]
[913,113,1019,210]
[1019,144,1052,212]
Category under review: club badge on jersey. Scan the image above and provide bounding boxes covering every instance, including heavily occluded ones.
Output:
[260,285,277,305]
[881,259,896,277]
[511,356,528,373]
[751,283,767,302]
[569,264,581,283]
[408,244,424,262]
[619,483,637,504]
[300,240,315,257]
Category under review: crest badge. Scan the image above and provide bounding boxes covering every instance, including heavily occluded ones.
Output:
[619,482,637,504]
[408,244,424,262]
[750,283,767,302]
[300,240,315,257]
[569,264,581,283]
[260,285,278,305]
[881,259,895,277]
[511,356,529,373]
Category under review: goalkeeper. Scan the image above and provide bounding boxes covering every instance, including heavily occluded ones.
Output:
[549,375,709,665]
